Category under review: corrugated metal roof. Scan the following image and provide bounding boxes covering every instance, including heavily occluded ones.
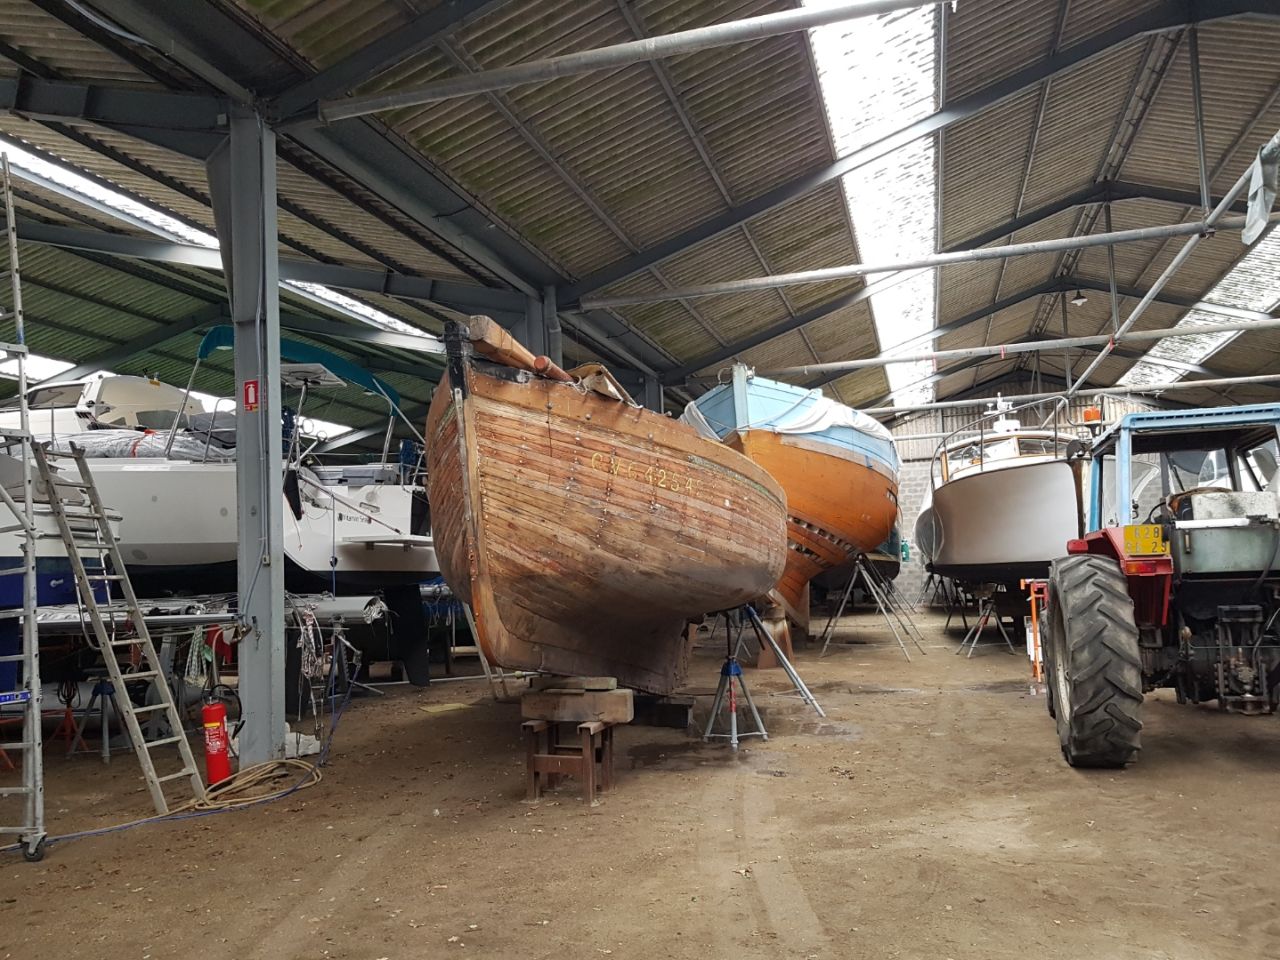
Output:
[0,0,1274,432]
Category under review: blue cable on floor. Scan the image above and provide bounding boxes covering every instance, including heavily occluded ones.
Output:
[1,661,356,857]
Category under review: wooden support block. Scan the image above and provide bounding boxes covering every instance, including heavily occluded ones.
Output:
[521,688,634,723]
[523,718,617,804]
[530,675,618,691]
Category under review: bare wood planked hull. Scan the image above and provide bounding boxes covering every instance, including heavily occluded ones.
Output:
[427,323,788,693]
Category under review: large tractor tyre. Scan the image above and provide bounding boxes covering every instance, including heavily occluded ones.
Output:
[1045,554,1143,768]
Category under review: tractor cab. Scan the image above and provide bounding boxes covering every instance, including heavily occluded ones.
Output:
[1043,404,1280,769]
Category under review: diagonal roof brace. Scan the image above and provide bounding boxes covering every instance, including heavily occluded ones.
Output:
[560,0,1280,302]
[316,0,949,122]
[270,0,511,120]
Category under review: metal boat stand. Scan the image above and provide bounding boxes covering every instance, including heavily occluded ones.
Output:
[819,554,927,661]
[702,654,767,750]
[956,589,1016,658]
[942,577,971,633]
[461,603,528,702]
[740,605,825,718]
[913,572,940,609]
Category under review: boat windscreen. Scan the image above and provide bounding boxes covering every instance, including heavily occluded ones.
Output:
[11,383,84,410]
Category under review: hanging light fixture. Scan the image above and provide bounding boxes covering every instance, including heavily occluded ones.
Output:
[1070,290,1088,307]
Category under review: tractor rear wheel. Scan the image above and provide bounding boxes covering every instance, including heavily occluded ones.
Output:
[1045,554,1143,767]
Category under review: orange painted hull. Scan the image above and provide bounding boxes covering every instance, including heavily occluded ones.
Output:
[730,430,898,625]
[427,364,789,693]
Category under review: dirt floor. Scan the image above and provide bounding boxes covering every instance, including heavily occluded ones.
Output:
[4,606,1280,960]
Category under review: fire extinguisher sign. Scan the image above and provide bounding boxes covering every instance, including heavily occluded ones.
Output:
[243,378,260,413]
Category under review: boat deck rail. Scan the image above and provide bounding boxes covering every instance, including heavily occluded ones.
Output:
[931,395,1084,488]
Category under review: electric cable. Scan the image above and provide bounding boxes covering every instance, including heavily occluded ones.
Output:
[0,650,357,857]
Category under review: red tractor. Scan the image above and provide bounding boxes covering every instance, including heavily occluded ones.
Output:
[1044,404,1280,767]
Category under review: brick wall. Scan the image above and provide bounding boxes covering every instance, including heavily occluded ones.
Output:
[894,458,933,601]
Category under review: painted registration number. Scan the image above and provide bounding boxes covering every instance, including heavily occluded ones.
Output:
[1123,523,1168,556]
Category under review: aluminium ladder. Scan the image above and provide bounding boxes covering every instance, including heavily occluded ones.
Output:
[0,152,45,860]
[31,443,207,815]
[0,420,43,861]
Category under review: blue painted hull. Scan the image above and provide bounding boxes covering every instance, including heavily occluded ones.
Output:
[0,557,102,690]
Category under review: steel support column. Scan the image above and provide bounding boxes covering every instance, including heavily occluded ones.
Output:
[642,376,663,413]
[207,112,285,766]
[542,286,562,367]
[520,294,549,358]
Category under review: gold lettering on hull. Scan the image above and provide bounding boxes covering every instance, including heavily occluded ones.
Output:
[589,451,705,495]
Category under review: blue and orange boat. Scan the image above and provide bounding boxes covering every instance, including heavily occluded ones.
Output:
[689,366,900,635]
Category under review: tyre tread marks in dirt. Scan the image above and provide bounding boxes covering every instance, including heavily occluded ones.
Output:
[1048,554,1143,768]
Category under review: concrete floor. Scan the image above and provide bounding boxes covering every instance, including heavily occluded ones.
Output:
[3,607,1280,960]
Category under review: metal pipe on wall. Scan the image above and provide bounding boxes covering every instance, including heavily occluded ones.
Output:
[579,213,1278,309]
[733,314,1280,379]
[318,0,948,121]
[861,372,1280,417]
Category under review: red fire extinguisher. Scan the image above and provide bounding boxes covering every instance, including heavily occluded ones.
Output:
[202,697,233,786]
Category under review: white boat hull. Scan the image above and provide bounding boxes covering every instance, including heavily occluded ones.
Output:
[917,459,1082,584]
[67,460,437,591]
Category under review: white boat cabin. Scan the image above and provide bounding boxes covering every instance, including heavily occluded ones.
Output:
[938,417,1076,484]
[0,375,201,436]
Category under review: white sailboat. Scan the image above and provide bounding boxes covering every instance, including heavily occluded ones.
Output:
[915,400,1085,586]
[0,331,438,595]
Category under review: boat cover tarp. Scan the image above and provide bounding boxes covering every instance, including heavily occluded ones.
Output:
[680,393,893,444]
[48,429,234,461]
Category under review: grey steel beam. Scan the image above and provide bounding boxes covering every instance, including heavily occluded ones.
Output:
[273,312,445,357]
[642,376,663,413]
[38,242,441,382]
[793,317,1259,385]
[869,371,1280,416]
[318,0,948,121]
[55,304,227,381]
[0,76,225,132]
[560,0,1279,302]
[1070,127,1280,393]
[270,0,509,119]
[679,266,1274,390]
[1189,26,1212,213]
[855,335,1227,405]
[661,180,1250,382]
[208,111,285,765]
[581,214,1273,308]
[940,180,1249,256]
[11,218,524,314]
[13,2,699,379]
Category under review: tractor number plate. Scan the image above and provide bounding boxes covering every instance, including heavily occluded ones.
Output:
[1123,523,1168,556]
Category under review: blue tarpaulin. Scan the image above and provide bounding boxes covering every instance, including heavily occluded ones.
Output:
[196,325,401,408]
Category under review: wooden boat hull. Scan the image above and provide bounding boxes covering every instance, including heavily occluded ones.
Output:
[427,362,788,693]
[730,430,898,625]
